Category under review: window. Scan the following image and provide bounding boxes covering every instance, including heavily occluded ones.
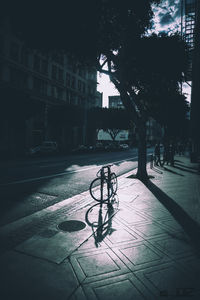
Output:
[33,77,47,95]
[52,65,57,79]
[21,48,29,67]
[0,35,4,54]
[82,82,86,93]
[10,42,19,61]
[51,86,56,97]
[58,68,63,82]
[57,87,64,99]
[66,89,70,102]
[41,59,48,74]
[71,76,76,89]
[52,52,64,65]
[66,73,71,86]
[33,55,40,72]
[10,68,27,88]
[78,80,81,91]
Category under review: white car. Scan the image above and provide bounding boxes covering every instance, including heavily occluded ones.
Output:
[119,144,129,150]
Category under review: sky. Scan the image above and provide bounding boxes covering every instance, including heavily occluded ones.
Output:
[97,0,191,107]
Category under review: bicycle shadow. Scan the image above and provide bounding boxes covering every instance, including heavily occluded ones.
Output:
[85,195,119,247]
[145,179,200,253]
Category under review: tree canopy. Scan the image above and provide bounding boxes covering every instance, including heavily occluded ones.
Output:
[2,0,189,180]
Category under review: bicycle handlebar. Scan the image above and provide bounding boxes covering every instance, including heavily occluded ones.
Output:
[102,164,113,168]
[96,164,114,177]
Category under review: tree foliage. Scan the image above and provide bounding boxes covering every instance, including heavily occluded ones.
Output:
[2,0,189,180]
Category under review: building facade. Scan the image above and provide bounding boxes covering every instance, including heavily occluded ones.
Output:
[94,91,103,108]
[108,95,124,109]
[0,18,97,157]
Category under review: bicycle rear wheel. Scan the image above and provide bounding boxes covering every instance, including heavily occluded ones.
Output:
[110,173,118,194]
[89,178,110,202]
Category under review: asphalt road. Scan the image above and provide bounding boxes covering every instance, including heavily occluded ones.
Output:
[0,148,153,226]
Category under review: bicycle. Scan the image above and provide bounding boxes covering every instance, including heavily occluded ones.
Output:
[89,164,118,203]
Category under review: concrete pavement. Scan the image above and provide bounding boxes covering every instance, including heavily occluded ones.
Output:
[0,155,200,299]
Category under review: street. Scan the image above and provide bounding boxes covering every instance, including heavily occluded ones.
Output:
[0,148,153,226]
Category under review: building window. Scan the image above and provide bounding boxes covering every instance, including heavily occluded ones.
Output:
[71,92,76,103]
[66,72,71,87]
[33,55,40,72]
[66,89,70,102]
[10,42,20,61]
[0,35,4,54]
[10,68,27,88]
[52,65,57,80]
[78,80,81,91]
[82,82,86,93]
[33,77,47,95]
[71,76,76,89]
[21,48,29,67]
[57,87,64,99]
[52,52,64,65]
[41,59,48,74]
[58,68,64,82]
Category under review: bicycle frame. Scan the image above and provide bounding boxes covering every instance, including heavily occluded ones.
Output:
[100,165,112,202]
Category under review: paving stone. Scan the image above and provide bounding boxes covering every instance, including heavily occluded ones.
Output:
[132,222,168,238]
[15,213,92,264]
[151,236,194,259]
[82,273,155,300]
[70,248,129,284]
[116,207,148,225]
[113,241,169,272]
[135,262,198,299]
[0,251,79,300]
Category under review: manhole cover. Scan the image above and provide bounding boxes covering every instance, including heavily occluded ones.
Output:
[58,220,86,232]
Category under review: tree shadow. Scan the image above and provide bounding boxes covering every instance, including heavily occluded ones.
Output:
[145,179,200,253]
[175,162,199,173]
[85,195,119,247]
[150,166,163,174]
[162,166,184,176]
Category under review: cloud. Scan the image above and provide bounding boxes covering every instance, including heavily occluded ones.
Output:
[151,0,181,33]
[160,12,174,25]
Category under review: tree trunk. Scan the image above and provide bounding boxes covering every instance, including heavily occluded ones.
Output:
[136,119,148,182]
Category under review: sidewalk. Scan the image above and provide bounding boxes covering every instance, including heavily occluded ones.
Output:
[0,156,200,300]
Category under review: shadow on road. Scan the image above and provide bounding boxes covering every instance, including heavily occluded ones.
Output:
[145,179,200,253]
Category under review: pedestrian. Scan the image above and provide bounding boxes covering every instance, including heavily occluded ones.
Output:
[154,142,162,166]
[169,142,175,166]
[163,143,170,166]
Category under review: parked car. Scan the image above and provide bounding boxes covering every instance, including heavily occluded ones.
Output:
[29,141,58,156]
[72,145,87,154]
[119,143,129,150]
[40,141,58,154]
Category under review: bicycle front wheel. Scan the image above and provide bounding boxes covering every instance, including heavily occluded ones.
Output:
[89,178,110,202]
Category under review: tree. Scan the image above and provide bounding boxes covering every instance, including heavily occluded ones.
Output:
[4,0,187,181]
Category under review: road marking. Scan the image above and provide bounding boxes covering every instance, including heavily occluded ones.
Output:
[0,156,138,186]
